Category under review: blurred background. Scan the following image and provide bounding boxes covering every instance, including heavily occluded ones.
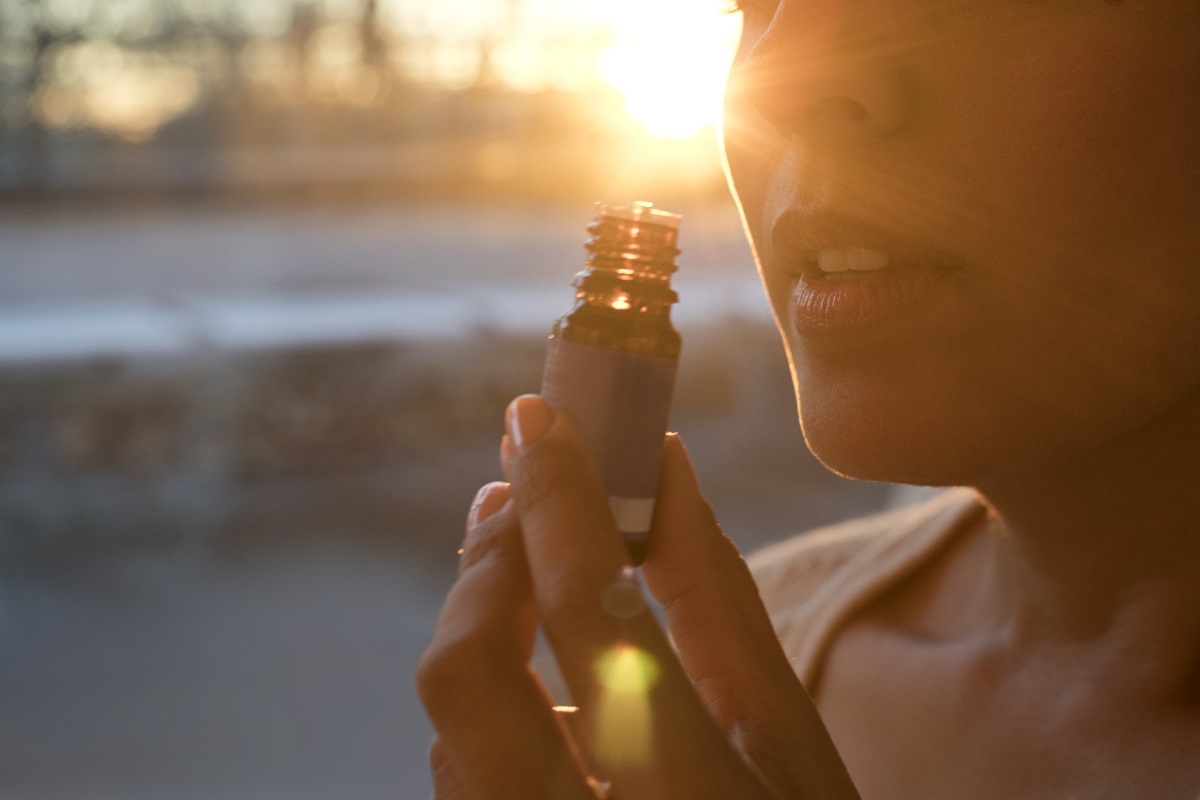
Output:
[0,1,897,797]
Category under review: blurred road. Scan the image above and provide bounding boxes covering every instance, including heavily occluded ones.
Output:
[0,548,449,800]
[0,201,766,363]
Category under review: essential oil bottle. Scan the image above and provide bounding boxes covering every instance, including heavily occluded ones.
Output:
[541,201,682,565]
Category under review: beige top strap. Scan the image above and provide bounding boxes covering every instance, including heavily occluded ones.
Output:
[749,489,986,693]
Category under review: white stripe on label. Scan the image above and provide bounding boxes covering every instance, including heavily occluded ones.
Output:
[610,496,655,535]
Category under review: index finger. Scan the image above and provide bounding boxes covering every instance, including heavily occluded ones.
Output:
[415,498,594,800]
[500,395,769,797]
[644,434,861,800]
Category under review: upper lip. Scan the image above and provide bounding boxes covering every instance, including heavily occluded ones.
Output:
[770,208,960,277]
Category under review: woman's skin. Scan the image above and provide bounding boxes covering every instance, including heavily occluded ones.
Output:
[725,0,1200,796]
[418,1,1200,797]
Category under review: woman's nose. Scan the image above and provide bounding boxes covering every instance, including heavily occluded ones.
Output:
[731,2,913,142]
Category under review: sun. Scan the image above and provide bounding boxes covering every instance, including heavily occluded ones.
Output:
[595,0,741,140]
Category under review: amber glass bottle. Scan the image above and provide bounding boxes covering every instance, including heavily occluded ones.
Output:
[541,202,682,565]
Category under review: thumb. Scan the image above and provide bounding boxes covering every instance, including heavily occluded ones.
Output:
[641,434,860,799]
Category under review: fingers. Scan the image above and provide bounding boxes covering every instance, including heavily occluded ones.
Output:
[642,433,802,717]
[642,433,861,800]
[500,395,768,798]
[415,487,595,800]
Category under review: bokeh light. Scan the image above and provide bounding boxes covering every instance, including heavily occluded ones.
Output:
[594,644,660,765]
[34,41,201,141]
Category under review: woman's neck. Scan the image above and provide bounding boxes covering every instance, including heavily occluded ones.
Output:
[976,402,1200,703]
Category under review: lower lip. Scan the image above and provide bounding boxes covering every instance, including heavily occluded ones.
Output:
[790,262,947,336]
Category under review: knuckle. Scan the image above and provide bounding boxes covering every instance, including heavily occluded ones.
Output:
[515,446,575,510]
[511,428,603,516]
[458,512,521,575]
[413,643,456,712]
[415,632,497,715]
[416,568,532,714]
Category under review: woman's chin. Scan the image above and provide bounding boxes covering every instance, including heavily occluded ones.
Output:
[797,402,995,489]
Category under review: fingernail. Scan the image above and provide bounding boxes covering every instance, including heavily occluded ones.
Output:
[467,481,509,530]
[506,394,554,450]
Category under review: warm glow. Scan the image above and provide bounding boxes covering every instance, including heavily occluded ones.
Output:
[488,0,742,139]
[36,41,200,141]
[24,0,746,143]
[593,644,659,764]
[595,0,741,139]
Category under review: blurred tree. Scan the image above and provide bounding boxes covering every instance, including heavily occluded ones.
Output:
[19,1,77,187]
[0,0,656,197]
[287,0,320,95]
[473,0,524,89]
[359,0,388,75]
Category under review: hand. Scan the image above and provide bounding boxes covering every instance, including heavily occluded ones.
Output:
[416,394,861,799]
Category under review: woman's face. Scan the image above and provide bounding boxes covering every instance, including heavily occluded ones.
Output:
[723,0,1200,487]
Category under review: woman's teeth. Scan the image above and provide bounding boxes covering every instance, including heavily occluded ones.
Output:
[815,247,892,273]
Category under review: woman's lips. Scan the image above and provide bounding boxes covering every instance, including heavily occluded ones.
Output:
[790,254,942,332]
[770,211,964,337]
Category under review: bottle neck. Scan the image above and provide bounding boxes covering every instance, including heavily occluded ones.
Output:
[572,265,677,316]
[585,215,680,280]
[551,204,682,356]
[577,213,680,314]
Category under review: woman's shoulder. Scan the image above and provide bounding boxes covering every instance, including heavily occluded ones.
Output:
[747,487,985,686]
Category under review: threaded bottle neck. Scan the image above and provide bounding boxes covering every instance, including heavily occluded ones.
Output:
[579,202,680,303]
[553,202,682,356]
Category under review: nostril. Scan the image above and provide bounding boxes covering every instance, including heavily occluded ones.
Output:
[798,94,873,138]
[823,97,868,126]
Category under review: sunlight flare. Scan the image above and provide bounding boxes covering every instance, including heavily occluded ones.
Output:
[595,0,741,139]
[593,644,659,764]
